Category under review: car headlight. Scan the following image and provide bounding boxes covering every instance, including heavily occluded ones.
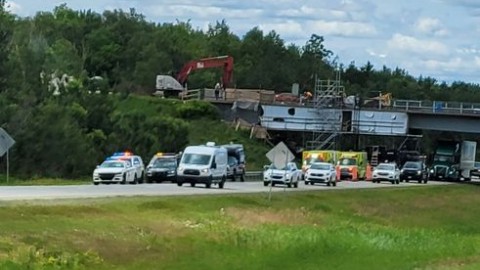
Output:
[285,173,291,179]
[178,166,184,172]
[169,170,175,174]
[430,169,434,173]
[400,169,404,173]
[417,170,422,175]
[201,168,209,174]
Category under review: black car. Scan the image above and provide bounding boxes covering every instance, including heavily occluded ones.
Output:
[400,161,427,183]
[145,154,179,183]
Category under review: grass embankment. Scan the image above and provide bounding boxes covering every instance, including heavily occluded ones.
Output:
[0,185,479,269]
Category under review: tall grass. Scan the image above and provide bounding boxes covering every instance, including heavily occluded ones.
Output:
[0,185,479,269]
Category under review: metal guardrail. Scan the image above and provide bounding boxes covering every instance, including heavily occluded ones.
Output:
[391,99,480,115]
[242,171,263,181]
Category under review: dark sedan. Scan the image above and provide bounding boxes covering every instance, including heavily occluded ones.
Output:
[400,161,427,183]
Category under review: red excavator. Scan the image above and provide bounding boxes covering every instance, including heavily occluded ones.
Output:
[156,55,234,98]
[177,55,234,89]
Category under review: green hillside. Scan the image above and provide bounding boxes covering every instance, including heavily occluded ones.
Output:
[115,94,270,170]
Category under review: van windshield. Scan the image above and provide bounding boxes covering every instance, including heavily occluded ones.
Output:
[182,153,211,165]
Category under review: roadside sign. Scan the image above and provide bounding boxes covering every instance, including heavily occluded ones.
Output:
[0,128,15,157]
[266,141,294,168]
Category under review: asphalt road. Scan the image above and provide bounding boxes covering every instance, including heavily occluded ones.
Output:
[0,180,453,201]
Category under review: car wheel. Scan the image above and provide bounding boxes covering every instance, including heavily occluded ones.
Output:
[131,174,138,185]
[231,171,236,182]
[333,181,337,187]
[304,181,309,185]
[287,183,292,188]
[219,176,226,189]
[263,182,268,187]
[190,182,196,187]
[240,172,245,182]
[121,174,126,185]
[293,181,298,188]
[138,172,144,184]
[327,182,331,187]
[93,182,99,186]
[206,177,212,188]
[310,181,314,185]
[177,181,183,187]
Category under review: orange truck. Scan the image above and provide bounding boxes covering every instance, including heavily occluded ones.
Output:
[336,151,371,181]
[302,150,340,173]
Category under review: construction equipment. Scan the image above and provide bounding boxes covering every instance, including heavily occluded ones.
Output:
[156,55,234,98]
[177,55,233,88]
[363,92,392,108]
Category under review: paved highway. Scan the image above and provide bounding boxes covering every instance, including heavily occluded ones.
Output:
[0,181,453,201]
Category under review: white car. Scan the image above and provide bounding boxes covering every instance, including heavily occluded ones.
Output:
[372,163,400,184]
[304,162,337,186]
[93,160,136,185]
[107,152,145,183]
[263,162,301,188]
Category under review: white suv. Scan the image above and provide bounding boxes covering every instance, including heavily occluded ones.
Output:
[107,152,145,183]
[263,162,301,188]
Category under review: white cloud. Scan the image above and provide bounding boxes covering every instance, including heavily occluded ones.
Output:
[387,34,449,56]
[259,20,305,38]
[307,20,377,37]
[5,0,22,14]
[414,17,448,36]
[148,5,263,20]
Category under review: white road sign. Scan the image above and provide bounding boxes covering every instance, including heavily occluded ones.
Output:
[0,128,15,157]
[266,141,294,168]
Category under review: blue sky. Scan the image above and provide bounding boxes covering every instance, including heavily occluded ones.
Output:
[5,0,480,84]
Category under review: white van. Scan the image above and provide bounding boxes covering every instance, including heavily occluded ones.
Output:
[177,142,228,188]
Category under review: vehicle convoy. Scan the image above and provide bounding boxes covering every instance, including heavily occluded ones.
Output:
[146,152,180,183]
[156,55,234,98]
[176,142,228,188]
[336,151,369,181]
[92,159,137,185]
[222,143,246,182]
[105,152,145,183]
[304,162,337,186]
[428,140,477,181]
[400,161,427,183]
[372,162,400,184]
[263,162,301,188]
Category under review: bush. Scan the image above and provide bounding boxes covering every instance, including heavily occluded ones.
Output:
[176,100,220,120]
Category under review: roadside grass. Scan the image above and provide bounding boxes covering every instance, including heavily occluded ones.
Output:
[0,175,89,186]
[0,185,479,269]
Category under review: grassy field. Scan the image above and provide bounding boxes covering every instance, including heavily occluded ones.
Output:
[0,185,479,269]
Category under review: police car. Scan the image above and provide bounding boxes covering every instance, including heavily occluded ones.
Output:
[146,152,179,183]
[106,152,145,183]
[92,159,137,185]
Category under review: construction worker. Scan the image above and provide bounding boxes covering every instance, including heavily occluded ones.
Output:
[214,82,221,100]
[300,90,313,105]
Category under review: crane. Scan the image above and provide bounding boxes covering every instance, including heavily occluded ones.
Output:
[176,55,234,90]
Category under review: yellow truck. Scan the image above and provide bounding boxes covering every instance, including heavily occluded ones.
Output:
[302,150,340,173]
[336,151,370,181]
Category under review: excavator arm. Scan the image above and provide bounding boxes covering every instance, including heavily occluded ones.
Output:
[176,55,234,89]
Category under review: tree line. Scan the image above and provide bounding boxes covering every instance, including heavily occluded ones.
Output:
[1,2,479,178]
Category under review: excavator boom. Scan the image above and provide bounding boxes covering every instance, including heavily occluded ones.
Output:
[176,55,234,88]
